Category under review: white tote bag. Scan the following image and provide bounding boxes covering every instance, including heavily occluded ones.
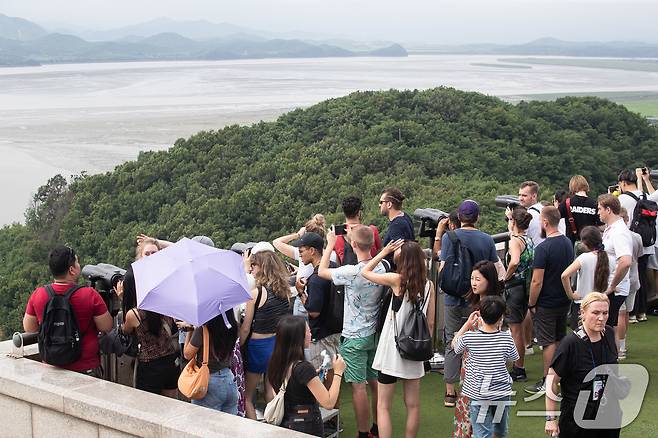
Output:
[264,362,297,425]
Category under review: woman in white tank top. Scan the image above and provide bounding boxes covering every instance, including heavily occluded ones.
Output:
[362,239,436,438]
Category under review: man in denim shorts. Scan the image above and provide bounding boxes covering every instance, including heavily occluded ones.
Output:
[319,224,385,438]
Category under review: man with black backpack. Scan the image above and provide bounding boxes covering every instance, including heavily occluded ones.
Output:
[294,232,342,390]
[618,169,657,323]
[23,245,113,375]
[319,224,384,438]
[439,200,504,408]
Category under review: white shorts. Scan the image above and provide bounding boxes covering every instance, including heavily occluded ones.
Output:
[620,288,637,312]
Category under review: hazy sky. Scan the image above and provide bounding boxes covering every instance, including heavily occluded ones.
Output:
[2,0,658,44]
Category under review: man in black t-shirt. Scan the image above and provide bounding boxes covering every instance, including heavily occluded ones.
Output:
[558,175,603,244]
[293,232,341,388]
[379,186,415,245]
[526,206,575,395]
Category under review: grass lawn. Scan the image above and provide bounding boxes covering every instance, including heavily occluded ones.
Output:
[502,91,658,117]
[337,316,657,437]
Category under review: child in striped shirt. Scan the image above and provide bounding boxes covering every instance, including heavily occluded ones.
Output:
[453,296,519,438]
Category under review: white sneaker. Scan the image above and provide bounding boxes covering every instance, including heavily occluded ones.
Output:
[618,349,627,360]
[638,314,648,322]
[629,316,638,324]
[525,346,534,355]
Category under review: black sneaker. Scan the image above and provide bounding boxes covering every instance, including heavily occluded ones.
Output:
[524,378,545,395]
[510,365,527,382]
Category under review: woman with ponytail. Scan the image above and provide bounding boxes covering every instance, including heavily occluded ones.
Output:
[561,226,615,329]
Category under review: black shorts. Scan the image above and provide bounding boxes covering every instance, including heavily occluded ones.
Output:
[504,281,528,324]
[378,371,398,384]
[606,294,626,327]
[533,305,569,347]
[136,353,179,394]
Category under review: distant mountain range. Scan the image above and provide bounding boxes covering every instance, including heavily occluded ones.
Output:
[0,14,407,66]
[409,37,658,58]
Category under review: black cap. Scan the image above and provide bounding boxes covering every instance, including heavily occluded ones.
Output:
[292,232,324,252]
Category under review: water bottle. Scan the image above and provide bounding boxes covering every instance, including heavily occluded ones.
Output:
[318,349,331,382]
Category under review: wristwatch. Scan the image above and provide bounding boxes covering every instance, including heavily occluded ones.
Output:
[545,415,557,421]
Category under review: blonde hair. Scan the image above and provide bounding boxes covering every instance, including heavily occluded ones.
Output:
[577,292,610,328]
[580,292,609,310]
[250,251,291,300]
[569,175,590,193]
[135,238,160,261]
[350,224,374,251]
[305,214,327,238]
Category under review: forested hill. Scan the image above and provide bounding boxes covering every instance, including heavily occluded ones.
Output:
[1,87,657,337]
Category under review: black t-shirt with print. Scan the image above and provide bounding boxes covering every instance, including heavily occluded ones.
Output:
[558,195,603,243]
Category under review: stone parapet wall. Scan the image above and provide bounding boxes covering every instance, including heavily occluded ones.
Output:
[0,340,308,437]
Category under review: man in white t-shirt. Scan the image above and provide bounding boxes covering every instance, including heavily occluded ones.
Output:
[618,208,644,359]
[618,168,654,322]
[519,180,544,247]
[598,194,632,350]
[318,224,384,438]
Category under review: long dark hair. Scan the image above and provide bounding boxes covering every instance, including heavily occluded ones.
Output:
[397,241,428,304]
[466,260,503,307]
[267,315,307,391]
[122,266,167,336]
[580,226,610,293]
[205,311,238,362]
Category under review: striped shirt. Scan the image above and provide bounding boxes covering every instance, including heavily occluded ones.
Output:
[454,330,519,400]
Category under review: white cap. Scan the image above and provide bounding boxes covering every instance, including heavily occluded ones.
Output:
[251,241,275,254]
[192,235,215,247]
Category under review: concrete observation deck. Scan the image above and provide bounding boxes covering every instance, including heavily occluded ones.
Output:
[0,340,309,438]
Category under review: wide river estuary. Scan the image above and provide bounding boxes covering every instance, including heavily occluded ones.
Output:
[2,54,658,225]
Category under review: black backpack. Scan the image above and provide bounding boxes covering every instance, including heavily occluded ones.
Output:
[38,284,84,366]
[439,231,474,297]
[393,292,433,362]
[626,192,658,247]
[311,265,344,335]
[339,238,359,266]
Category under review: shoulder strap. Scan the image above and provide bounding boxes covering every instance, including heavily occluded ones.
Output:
[565,197,578,236]
[625,192,640,202]
[529,206,540,214]
[64,285,83,300]
[131,308,143,324]
[248,287,265,336]
[201,325,210,365]
[45,284,56,299]
[447,230,459,244]
[281,360,300,392]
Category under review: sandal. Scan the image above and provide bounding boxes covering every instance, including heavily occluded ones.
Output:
[444,392,457,407]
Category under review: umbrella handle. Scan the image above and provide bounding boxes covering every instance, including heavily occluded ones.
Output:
[219,302,232,329]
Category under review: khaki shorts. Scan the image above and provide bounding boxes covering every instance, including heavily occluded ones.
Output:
[308,333,340,370]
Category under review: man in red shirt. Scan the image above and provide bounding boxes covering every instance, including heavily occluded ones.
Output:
[334,195,383,264]
[23,245,113,374]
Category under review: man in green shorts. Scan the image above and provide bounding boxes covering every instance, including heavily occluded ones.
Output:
[319,224,385,438]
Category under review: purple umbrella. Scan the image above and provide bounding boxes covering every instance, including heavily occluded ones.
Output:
[133,237,252,327]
